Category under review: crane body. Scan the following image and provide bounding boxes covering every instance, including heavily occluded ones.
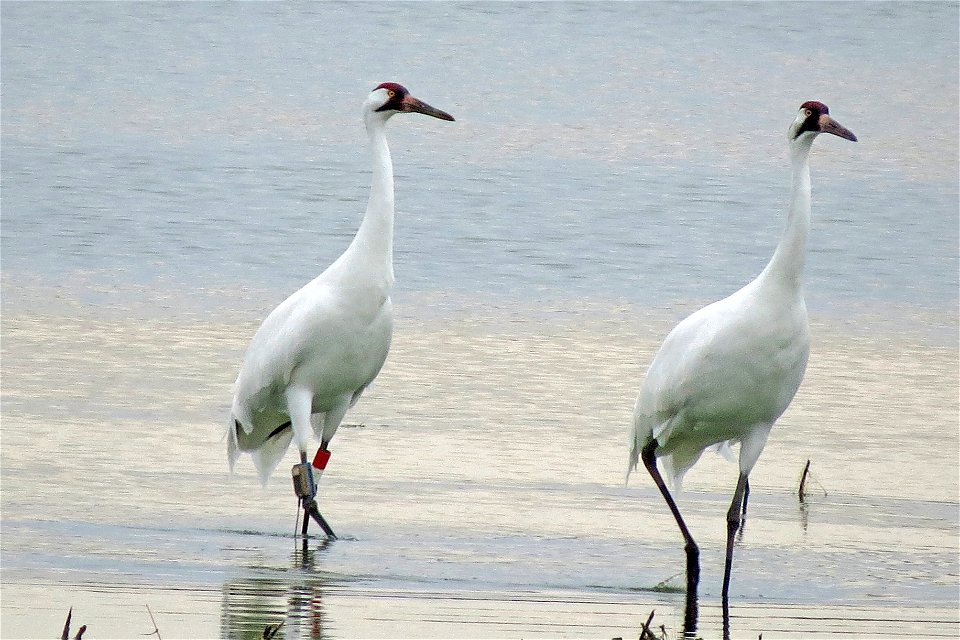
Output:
[228,83,453,538]
[626,101,856,637]
[632,277,810,490]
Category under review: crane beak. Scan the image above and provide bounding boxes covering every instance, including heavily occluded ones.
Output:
[819,114,857,142]
[401,95,455,121]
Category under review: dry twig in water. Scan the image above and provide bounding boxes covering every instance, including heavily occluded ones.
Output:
[639,609,658,640]
[143,603,162,639]
[798,459,828,502]
[798,459,812,502]
[61,607,87,640]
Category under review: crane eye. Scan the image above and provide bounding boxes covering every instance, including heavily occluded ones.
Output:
[387,90,396,98]
[804,108,813,117]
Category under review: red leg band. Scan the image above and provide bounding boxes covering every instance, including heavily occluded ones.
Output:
[313,448,331,470]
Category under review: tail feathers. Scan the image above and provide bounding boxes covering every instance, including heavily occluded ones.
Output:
[227,416,294,486]
[660,446,706,494]
[626,443,696,494]
[659,453,685,494]
[625,436,642,487]
[710,440,737,463]
[627,432,703,495]
[631,440,739,495]
[630,403,702,494]
[227,418,242,473]
[250,427,294,486]
[629,404,738,494]
[627,408,649,487]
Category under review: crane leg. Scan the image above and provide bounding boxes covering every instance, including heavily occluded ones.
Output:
[303,498,336,539]
[721,473,750,640]
[292,450,337,541]
[641,440,698,636]
[738,477,750,538]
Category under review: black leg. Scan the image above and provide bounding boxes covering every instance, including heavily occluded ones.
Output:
[300,498,311,537]
[737,477,750,540]
[721,473,749,640]
[641,440,699,636]
[292,451,337,541]
[741,477,750,519]
[304,499,337,539]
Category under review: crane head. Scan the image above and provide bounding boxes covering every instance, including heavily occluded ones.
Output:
[789,101,857,142]
[367,83,455,121]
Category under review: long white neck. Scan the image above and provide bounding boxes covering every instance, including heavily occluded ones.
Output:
[342,113,395,285]
[759,134,815,291]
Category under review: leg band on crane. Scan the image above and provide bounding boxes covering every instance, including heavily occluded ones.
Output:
[313,448,331,471]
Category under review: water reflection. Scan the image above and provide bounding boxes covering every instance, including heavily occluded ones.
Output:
[220,542,332,640]
[683,586,699,639]
[799,497,811,533]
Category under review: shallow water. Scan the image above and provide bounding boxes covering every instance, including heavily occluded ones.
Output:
[2,301,957,638]
[2,2,958,639]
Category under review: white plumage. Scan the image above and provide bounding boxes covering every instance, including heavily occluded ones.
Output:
[625,101,856,632]
[628,265,811,491]
[629,101,857,489]
[228,83,453,486]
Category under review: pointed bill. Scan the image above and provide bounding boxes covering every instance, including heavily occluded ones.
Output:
[819,114,857,142]
[401,95,455,121]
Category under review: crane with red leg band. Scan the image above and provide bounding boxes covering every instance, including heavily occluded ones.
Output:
[228,84,454,540]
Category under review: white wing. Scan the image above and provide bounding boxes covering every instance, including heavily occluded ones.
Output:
[629,280,809,488]
[229,270,392,480]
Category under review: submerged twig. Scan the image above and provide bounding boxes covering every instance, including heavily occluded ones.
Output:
[263,620,285,639]
[651,572,685,593]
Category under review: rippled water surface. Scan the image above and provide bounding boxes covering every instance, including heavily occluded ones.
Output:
[2,2,958,639]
